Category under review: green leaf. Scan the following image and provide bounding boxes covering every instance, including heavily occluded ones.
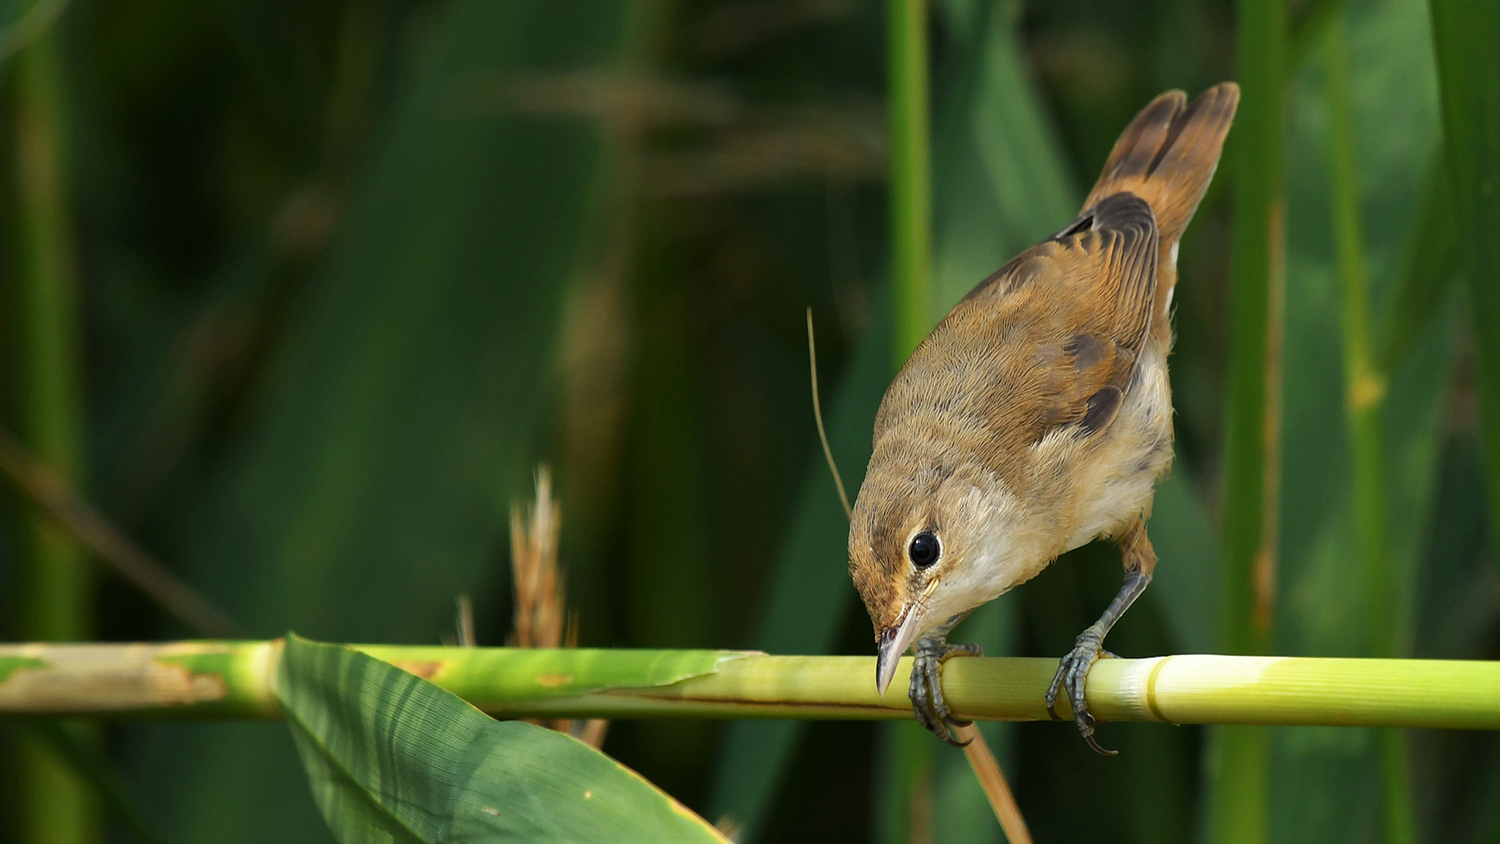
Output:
[1430,0,1500,584]
[278,636,727,844]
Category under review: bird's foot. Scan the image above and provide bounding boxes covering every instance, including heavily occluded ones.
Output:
[909,636,983,747]
[1045,626,1117,756]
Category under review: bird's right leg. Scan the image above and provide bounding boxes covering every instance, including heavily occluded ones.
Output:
[1045,517,1156,755]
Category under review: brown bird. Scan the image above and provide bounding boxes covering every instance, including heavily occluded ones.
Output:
[849,83,1239,752]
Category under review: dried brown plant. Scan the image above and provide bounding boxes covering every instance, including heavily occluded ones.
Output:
[502,466,608,747]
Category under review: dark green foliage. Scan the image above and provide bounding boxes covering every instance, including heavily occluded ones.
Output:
[1431,0,1500,585]
[2,0,1499,841]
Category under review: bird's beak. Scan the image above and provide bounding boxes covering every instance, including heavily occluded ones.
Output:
[875,607,922,696]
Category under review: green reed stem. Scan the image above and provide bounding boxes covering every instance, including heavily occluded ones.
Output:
[883,3,937,840]
[4,643,1500,730]
[10,22,99,844]
[887,0,933,367]
[882,2,939,841]
[1210,0,1287,840]
[1323,20,1415,844]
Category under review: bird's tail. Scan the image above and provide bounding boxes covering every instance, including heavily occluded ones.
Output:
[1082,82,1240,249]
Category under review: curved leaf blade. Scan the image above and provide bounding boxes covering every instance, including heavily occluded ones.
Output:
[278,636,727,844]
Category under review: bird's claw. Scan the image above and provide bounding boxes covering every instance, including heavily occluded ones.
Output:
[909,637,983,747]
[1045,627,1117,756]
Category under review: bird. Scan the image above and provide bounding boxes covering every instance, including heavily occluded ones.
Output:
[848,83,1240,753]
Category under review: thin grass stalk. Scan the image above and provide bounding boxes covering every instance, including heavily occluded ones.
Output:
[1210,0,1288,840]
[807,309,852,517]
[1322,20,1415,844]
[10,22,99,844]
[4,643,1500,729]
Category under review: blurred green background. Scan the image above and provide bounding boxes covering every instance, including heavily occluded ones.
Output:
[1,0,1497,841]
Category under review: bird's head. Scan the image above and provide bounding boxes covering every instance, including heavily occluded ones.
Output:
[848,436,1027,696]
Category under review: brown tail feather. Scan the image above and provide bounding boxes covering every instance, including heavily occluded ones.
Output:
[1083,82,1240,248]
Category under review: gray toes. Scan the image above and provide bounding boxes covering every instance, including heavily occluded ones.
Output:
[907,640,981,747]
[1048,631,1112,752]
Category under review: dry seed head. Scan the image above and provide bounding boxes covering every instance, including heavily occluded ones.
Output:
[509,466,565,649]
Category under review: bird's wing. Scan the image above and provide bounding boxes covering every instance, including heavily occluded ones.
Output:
[919,192,1160,452]
[1039,190,1160,390]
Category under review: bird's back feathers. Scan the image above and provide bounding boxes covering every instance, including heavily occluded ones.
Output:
[872,84,1238,490]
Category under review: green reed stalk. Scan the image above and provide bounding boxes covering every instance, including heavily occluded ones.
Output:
[1210,0,1287,841]
[4,643,1500,730]
[1323,20,1415,844]
[887,0,933,367]
[882,3,942,839]
[883,2,937,840]
[10,24,99,844]
[876,3,936,839]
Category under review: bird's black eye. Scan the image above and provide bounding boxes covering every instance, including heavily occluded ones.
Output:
[908,531,940,568]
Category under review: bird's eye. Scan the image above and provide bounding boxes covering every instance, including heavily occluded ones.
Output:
[908,531,940,568]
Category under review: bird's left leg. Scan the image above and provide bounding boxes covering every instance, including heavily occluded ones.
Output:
[1045,517,1156,755]
[909,612,982,747]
